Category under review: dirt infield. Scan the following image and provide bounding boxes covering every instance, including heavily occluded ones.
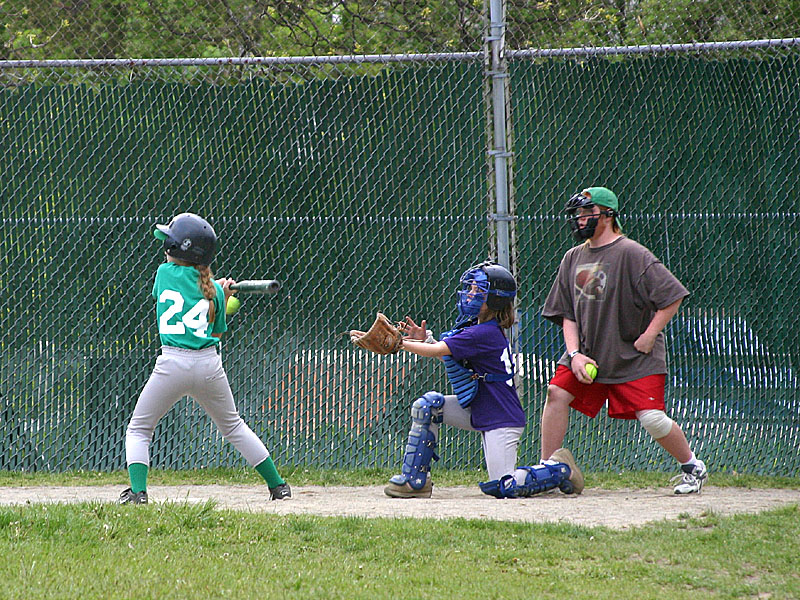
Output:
[1,484,799,529]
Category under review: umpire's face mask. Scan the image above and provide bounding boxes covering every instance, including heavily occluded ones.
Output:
[567,206,601,242]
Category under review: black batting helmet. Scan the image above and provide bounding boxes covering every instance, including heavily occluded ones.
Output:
[153,213,217,266]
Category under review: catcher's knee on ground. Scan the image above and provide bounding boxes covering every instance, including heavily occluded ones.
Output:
[636,409,673,439]
[387,391,444,491]
[479,448,584,498]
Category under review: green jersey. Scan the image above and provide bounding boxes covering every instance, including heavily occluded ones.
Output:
[152,262,227,349]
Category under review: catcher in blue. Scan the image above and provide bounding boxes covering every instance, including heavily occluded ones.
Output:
[384,260,584,499]
[118,212,290,505]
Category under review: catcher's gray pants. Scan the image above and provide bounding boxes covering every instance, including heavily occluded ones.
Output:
[431,394,524,481]
[125,346,270,468]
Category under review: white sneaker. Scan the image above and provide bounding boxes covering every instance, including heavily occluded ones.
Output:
[672,460,708,494]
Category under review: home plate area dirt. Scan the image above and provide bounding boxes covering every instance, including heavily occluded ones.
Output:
[2,484,799,529]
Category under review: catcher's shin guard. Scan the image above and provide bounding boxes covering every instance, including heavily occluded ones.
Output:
[479,458,578,499]
[388,391,445,490]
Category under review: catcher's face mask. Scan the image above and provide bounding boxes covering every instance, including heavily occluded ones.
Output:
[456,267,490,324]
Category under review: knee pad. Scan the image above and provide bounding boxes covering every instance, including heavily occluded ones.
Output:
[479,462,571,498]
[411,391,445,426]
[637,409,673,439]
[389,392,445,490]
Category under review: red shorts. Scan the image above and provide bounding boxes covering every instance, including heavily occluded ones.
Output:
[549,365,665,419]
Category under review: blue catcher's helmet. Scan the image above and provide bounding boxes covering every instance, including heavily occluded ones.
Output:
[456,261,517,325]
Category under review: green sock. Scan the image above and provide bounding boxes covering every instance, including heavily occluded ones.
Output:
[255,457,285,488]
[128,463,148,493]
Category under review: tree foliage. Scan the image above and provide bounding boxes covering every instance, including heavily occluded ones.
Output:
[1,0,799,60]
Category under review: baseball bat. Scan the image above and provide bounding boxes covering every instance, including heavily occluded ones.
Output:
[230,279,281,295]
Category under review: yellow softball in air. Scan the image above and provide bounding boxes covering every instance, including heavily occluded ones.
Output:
[585,364,597,380]
[226,296,241,316]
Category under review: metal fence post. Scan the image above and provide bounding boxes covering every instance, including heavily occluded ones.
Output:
[487,0,521,382]
[487,0,512,271]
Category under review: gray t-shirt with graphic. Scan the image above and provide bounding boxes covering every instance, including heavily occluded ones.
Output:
[542,236,689,383]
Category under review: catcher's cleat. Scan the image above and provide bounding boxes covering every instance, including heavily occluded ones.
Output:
[384,474,433,499]
[269,483,292,500]
[672,460,708,494]
[549,448,585,495]
[118,487,148,505]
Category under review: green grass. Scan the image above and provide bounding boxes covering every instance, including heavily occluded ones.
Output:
[0,500,798,600]
[0,470,799,598]
[1,466,799,490]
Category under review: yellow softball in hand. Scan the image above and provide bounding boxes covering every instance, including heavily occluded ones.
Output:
[585,364,597,380]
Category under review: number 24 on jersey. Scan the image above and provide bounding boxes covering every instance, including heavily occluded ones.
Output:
[158,289,210,338]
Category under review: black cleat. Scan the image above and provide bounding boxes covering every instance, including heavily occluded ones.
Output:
[269,483,292,500]
[118,487,149,505]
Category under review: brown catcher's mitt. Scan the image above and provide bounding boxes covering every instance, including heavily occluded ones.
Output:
[349,312,405,354]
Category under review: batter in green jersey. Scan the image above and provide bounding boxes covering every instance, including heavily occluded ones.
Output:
[119,212,291,505]
[153,261,227,349]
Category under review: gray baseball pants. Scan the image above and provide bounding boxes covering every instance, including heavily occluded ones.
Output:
[125,346,270,467]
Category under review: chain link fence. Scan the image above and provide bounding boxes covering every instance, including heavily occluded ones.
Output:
[1,1,799,475]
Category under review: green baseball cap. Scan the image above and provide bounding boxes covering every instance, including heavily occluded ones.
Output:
[583,187,618,212]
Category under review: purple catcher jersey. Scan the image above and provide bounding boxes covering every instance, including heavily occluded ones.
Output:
[443,319,525,431]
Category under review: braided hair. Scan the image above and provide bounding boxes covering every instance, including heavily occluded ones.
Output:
[195,264,217,325]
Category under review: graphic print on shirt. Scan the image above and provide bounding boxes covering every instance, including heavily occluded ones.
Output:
[575,262,608,301]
